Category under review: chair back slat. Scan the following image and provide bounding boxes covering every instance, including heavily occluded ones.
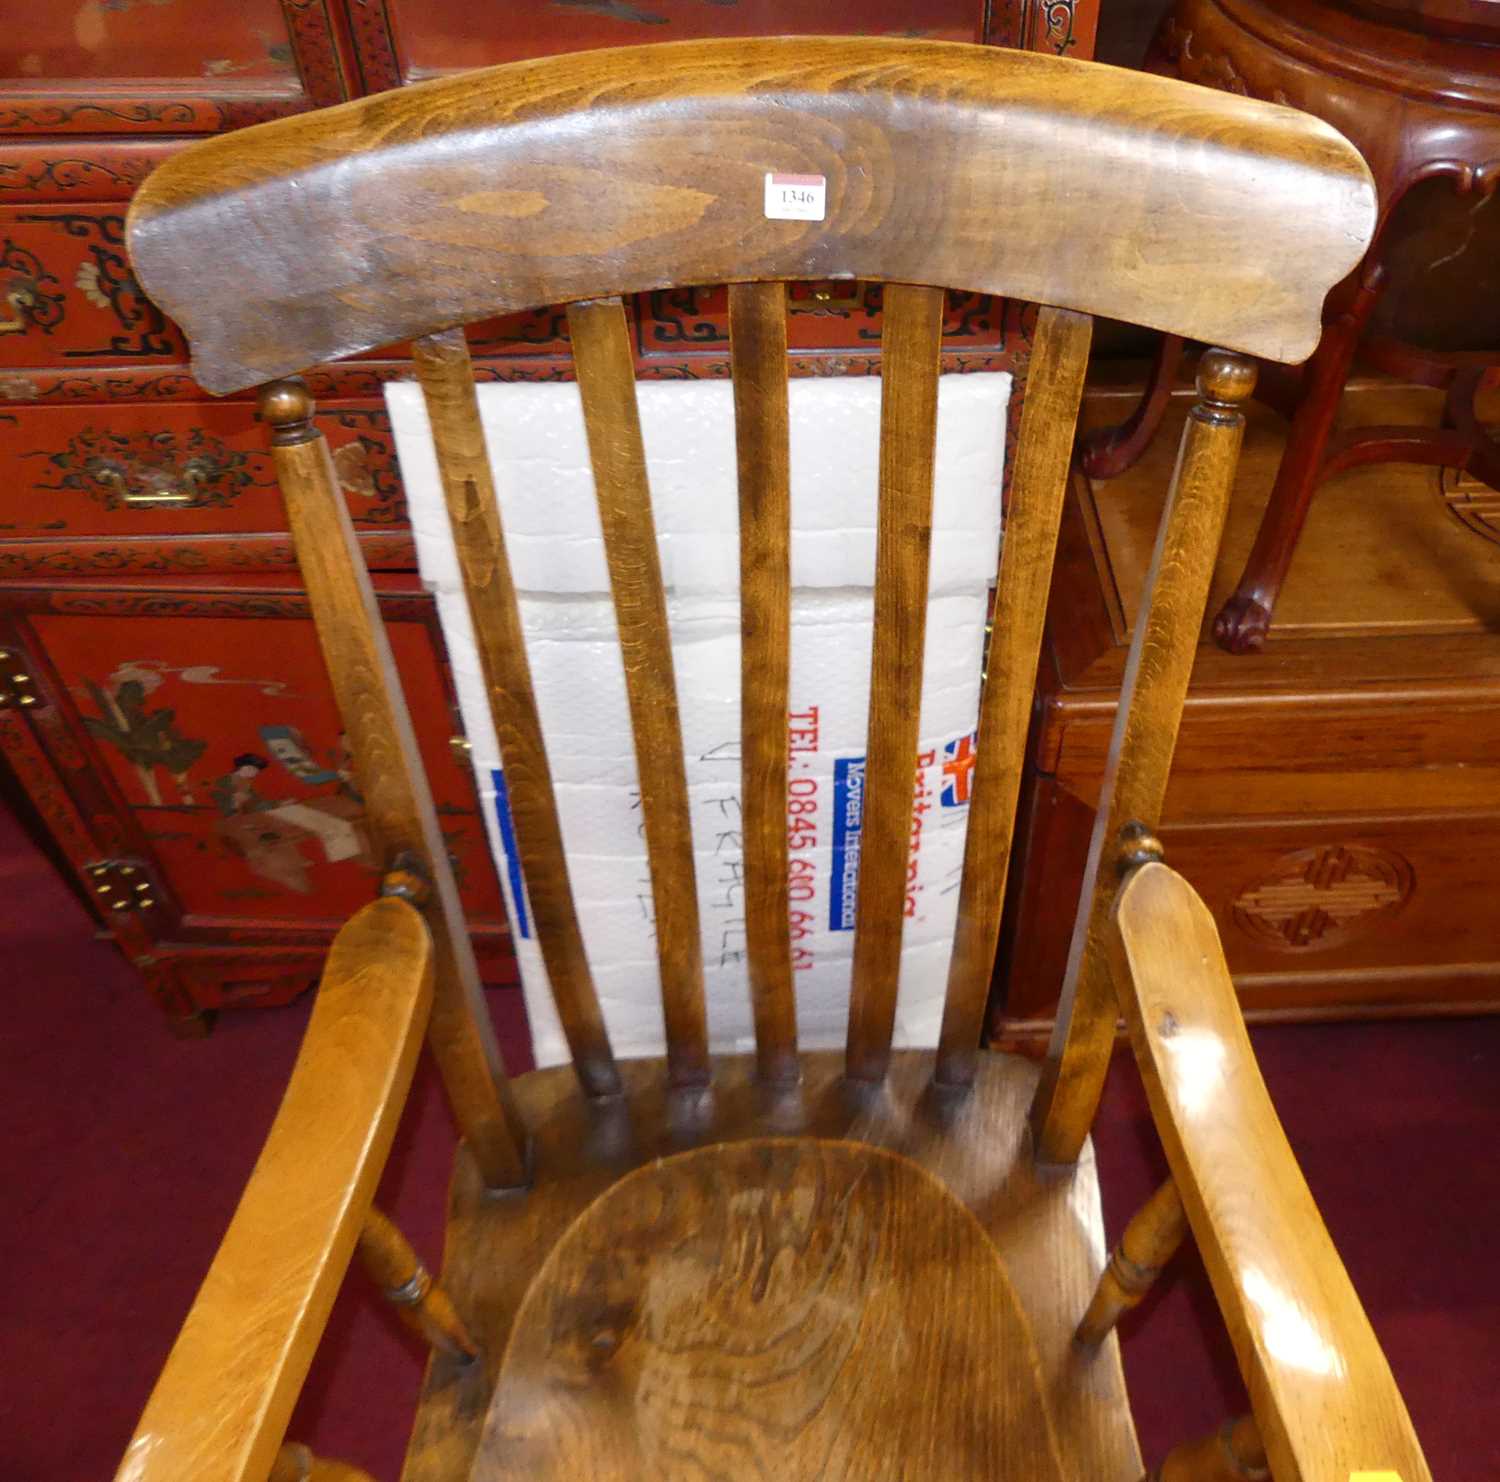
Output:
[566,296,711,1089]
[728,282,798,1085]
[114,39,1416,1477]
[125,36,1377,1125]
[935,307,1093,1086]
[410,330,621,1100]
[845,283,947,1084]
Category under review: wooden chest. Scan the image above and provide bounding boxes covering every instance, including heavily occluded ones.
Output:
[994,373,1500,1042]
[0,0,1099,1032]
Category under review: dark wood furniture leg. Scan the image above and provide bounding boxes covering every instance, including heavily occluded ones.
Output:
[1079,333,1185,480]
[1152,0,1500,656]
[1213,270,1384,654]
[1441,367,1500,491]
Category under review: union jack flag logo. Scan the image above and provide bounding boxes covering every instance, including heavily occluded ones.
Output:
[941,731,977,807]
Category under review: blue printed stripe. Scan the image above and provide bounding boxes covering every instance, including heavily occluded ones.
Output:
[489,768,531,940]
[829,756,865,932]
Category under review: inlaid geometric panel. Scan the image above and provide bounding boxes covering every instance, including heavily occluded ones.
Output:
[1233,843,1414,952]
[1440,464,1500,547]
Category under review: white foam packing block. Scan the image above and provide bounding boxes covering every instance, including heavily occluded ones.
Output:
[387,370,1008,1067]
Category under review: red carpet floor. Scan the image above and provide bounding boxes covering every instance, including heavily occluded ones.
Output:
[2,794,1496,1481]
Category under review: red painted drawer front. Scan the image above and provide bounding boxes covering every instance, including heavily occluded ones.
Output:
[0,203,579,372]
[346,1,1095,121]
[637,286,1009,360]
[379,0,987,79]
[2,0,297,87]
[0,0,349,136]
[26,608,505,930]
[0,140,181,205]
[0,400,404,541]
[0,206,187,366]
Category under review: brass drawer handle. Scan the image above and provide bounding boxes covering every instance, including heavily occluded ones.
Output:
[108,456,209,507]
[122,486,199,507]
[32,427,273,513]
[0,645,40,709]
[84,858,163,913]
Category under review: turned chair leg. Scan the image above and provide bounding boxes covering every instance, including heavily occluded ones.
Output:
[1079,333,1186,480]
[1145,1415,1268,1482]
[1213,268,1384,654]
[1075,1177,1188,1348]
[357,1205,480,1362]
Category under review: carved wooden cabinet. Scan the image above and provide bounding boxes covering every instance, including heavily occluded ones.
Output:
[992,373,1500,1042]
[0,0,1098,1032]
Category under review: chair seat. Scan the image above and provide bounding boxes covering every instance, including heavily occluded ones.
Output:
[478,1137,1065,1479]
[400,1051,1142,1482]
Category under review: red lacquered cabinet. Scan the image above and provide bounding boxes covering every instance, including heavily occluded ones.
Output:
[0,0,1099,1032]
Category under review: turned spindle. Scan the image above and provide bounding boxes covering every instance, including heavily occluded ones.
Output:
[1145,1415,1268,1482]
[257,377,529,1192]
[357,1205,479,1362]
[1117,819,1166,876]
[1076,1177,1188,1348]
[380,848,434,909]
[1031,349,1257,1167]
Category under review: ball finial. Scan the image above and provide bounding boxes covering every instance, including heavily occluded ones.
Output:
[1196,348,1257,408]
[381,849,434,909]
[257,378,314,432]
[1116,820,1165,876]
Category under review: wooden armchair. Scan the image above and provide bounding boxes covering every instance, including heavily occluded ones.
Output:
[115,37,1426,1482]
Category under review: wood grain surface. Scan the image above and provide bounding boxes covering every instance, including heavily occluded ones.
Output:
[480,1139,1065,1481]
[404,1051,1141,1482]
[116,899,433,1482]
[1031,351,1256,1166]
[728,280,798,1085]
[358,1205,480,1361]
[126,38,1375,393]
[115,37,1405,1482]
[936,305,1092,1085]
[411,330,620,1099]
[260,382,529,1188]
[1075,1176,1187,1348]
[1111,862,1432,1482]
[845,282,944,1083]
[568,297,709,1088]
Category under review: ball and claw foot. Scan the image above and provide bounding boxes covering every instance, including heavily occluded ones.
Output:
[1213,593,1273,654]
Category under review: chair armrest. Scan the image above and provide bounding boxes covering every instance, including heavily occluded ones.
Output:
[1110,862,1431,1482]
[116,897,434,1482]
